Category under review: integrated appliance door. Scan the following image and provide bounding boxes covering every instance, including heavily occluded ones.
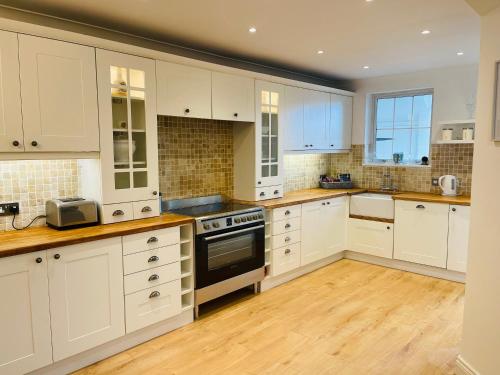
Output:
[196,223,265,289]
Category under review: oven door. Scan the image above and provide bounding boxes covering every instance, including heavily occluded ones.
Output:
[195,222,265,289]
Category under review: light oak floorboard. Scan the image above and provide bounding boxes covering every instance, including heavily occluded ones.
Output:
[75,260,464,375]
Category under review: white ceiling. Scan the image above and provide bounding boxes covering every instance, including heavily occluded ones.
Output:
[0,0,481,80]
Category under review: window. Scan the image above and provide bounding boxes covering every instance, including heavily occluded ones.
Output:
[369,90,433,164]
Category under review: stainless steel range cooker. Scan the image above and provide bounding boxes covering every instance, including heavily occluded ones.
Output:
[166,195,265,318]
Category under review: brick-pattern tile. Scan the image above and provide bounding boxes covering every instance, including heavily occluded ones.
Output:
[0,160,79,231]
[157,115,234,200]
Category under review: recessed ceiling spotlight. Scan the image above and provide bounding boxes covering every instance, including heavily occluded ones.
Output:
[457,51,464,56]
[366,0,374,2]
[249,26,257,33]
[421,29,431,35]
[363,65,370,69]
[317,50,324,54]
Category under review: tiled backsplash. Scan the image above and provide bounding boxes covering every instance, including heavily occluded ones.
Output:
[0,160,79,231]
[329,144,473,195]
[284,154,329,192]
[157,116,234,200]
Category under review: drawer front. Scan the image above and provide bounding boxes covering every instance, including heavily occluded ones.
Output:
[125,279,182,333]
[272,205,301,222]
[272,243,301,276]
[123,227,180,255]
[101,203,133,224]
[255,185,283,201]
[132,199,160,220]
[124,262,181,295]
[272,230,301,249]
[272,217,301,235]
[123,245,180,275]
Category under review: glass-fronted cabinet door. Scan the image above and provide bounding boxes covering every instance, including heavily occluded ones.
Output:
[96,49,159,204]
[255,80,284,187]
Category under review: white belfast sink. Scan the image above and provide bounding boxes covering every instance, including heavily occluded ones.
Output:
[350,193,395,220]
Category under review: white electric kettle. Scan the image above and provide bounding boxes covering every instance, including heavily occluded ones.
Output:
[438,175,458,196]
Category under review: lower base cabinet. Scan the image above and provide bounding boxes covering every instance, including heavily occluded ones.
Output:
[47,238,125,361]
[447,205,471,273]
[0,252,52,375]
[272,243,301,276]
[348,219,394,259]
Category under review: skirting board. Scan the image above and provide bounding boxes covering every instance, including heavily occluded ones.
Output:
[344,251,466,283]
[28,310,194,375]
[261,252,344,291]
[456,355,480,375]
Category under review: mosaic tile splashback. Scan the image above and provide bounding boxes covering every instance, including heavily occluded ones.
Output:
[0,160,79,231]
[158,116,234,200]
[284,154,330,192]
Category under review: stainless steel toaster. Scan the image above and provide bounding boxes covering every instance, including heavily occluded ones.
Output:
[45,198,98,229]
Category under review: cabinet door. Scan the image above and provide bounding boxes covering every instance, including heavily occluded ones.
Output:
[212,72,254,122]
[303,89,329,150]
[394,201,449,268]
[47,238,125,361]
[19,34,99,152]
[323,197,348,256]
[329,94,352,150]
[156,61,211,119]
[0,31,24,152]
[255,80,284,187]
[283,85,305,151]
[447,205,471,272]
[97,49,159,204]
[348,219,394,259]
[301,201,324,265]
[0,252,52,374]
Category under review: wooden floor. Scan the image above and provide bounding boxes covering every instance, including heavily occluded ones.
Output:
[76,260,465,375]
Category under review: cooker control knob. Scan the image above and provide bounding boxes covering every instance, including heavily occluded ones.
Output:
[241,217,247,222]
[203,223,211,230]
[258,213,264,219]
[252,215,258,220]
[213,222,220,228]
[247,216,253,221]
[234,217,241,223]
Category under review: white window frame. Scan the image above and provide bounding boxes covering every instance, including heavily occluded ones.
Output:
[366,88,434,166]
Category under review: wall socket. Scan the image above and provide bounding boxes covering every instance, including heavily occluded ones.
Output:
[431,178,439,187]
[0,202,19,216]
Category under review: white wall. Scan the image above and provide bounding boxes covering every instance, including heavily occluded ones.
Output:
[352,65,478,144]
[460,6,500,375]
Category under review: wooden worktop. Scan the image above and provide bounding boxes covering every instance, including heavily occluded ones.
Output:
[0,213,194,258]
[391,192,471,206]
[236,188,367,209]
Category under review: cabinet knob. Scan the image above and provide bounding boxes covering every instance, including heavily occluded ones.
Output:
[452,208,457,212]
[387,226,391,230]
[285,210,290,216]
[12,140,20,147]
[327,202,331,205]
[322,202,326,206]
[184,108,190,114]
[148,255,159,263]
[260,192,266,197]
[416,204,425,209]
[274,190,279,195]
[284,249,291,255]
[141,206,152,213]
[112,209,124,216]
[285,236,291,242]
[285,223,291,229]
[149,291,161,299]
[147,236,159,244]
[31,140,38,147]
[233,113,238,117]
[148,274,160,282]
[54,254,60,260]
[257,181,262,185]
[35,257,43,263]
[152,191,158,196]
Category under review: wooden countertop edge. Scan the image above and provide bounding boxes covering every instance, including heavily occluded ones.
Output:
[249,189,367,208]
[392,195,471,206]
[0,215,194,259]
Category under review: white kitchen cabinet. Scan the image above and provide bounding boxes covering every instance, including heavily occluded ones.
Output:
[18,34,99,152]
[0,30,24,153]
[329,94,352,150]
[0,251,53,374]
[348,219,394,259]
[394,200,449,268]
[156,61,212,119]
[212,72,255,122]
[447,205,471,273]
[323,197,348,256]
[47,238,125,361]
[301,201,325,265]
[272,243,301,277]
[283,85,305,151]
[303,89,329,150]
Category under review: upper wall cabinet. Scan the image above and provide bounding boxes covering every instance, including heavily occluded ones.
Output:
[303,89,329,150]
[0,31,24,152]
[212,72,255,122]
[329,94,352,150]
[156,61,211,119]
[18,35,99,152]
[283,86,305,151]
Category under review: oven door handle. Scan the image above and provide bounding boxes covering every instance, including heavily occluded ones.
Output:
[203,225,265,241]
